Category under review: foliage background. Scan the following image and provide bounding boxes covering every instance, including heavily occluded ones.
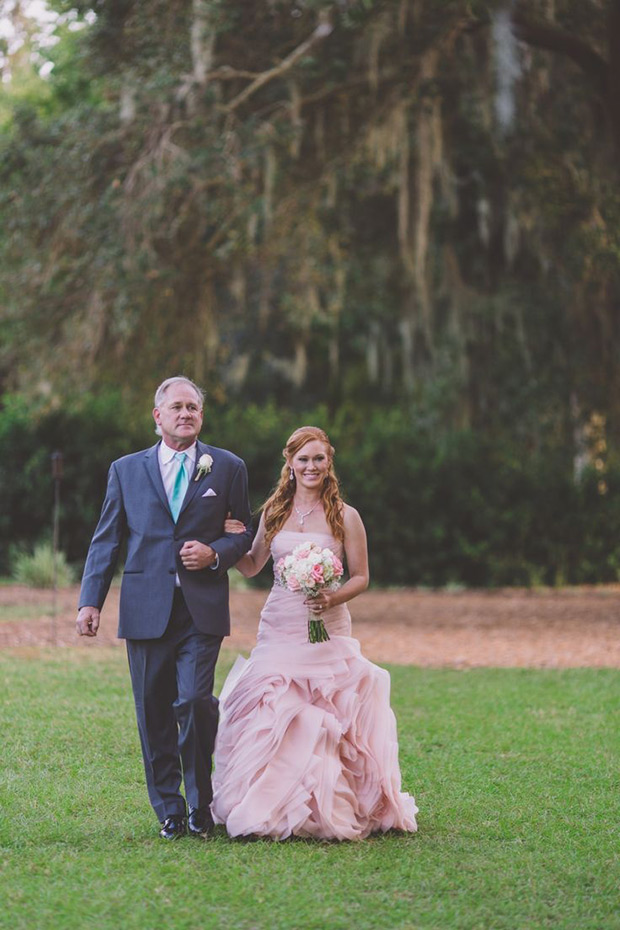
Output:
[1,0,620,584]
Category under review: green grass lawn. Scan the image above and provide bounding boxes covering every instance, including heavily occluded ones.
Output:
[0,650,618,930]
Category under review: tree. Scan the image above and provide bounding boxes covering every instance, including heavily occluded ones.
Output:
[0,0,618,449]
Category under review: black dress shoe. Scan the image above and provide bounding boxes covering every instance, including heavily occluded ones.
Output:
[159,814,187,840]
[188,807,214,838]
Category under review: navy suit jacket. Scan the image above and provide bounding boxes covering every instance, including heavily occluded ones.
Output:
[79,439,254,639]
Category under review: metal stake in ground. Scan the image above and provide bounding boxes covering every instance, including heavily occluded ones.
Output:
[51,451,63,646]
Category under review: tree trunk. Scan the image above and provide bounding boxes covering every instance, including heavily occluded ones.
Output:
[191,0,215,85]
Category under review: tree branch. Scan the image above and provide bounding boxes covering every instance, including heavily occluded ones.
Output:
[511,9,608,97]
[223,9,334,113]
[206,66,262,81]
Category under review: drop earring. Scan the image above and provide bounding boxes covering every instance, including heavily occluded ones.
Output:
[289,467,295,481]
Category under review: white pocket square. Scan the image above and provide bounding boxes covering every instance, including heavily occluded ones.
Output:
[202,488,217,497]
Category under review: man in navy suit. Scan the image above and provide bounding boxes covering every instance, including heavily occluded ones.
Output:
[76,376,253,839]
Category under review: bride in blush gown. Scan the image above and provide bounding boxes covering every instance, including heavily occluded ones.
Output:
[211,426,418,841]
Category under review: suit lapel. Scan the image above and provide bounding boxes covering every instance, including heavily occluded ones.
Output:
[143,442,171,515]
[178,440,213,519]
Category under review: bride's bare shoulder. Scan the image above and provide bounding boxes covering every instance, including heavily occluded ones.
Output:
[342,503,365,530]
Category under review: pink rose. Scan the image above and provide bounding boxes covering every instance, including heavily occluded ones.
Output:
[297,549,311,559]
[332,556,343,577]
[311,564,324,584]
[288,576,302,592]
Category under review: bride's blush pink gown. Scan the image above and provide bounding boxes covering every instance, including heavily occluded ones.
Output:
[211,530,418,840]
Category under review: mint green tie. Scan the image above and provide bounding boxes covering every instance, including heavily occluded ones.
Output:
[169,452,189,522]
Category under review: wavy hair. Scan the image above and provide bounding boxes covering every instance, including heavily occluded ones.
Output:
[263,426,345,544]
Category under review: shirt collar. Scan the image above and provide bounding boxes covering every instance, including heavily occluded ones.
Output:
[159,441,197,465]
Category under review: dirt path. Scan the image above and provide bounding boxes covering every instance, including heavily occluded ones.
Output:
[1,584,619,667]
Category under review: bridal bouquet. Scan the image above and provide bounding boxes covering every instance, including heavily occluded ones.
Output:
[275,541,344,643]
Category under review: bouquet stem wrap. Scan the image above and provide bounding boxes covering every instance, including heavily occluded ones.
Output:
[307,608,331,643]
[274,541,344,645]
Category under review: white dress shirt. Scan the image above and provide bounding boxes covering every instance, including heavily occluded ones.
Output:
[158,440,196,500]
[158,440,218,580]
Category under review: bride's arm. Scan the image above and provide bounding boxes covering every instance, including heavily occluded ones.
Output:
[226,512,271,577]
[307,505,369,612]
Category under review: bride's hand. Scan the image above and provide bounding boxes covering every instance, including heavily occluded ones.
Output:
[224,511,247,534]
[305,592,333,612]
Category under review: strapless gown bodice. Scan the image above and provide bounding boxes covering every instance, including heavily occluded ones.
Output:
[211,530,418,841]
[258,530,352,644]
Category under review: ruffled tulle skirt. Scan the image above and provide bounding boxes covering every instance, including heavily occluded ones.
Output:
[211,636,418,841]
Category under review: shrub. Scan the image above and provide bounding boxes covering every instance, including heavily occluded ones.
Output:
[12,542,75,588]
[3,391,620,587]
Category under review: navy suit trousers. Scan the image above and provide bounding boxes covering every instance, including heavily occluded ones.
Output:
[126,589,222,821]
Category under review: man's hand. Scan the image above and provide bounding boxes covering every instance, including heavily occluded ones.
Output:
[76,606,100,637]
[180,540,217,570]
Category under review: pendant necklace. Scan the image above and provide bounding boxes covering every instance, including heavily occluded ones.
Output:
[294,499,319,526]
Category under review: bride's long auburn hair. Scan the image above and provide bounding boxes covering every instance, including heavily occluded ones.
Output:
[263,426,345,545]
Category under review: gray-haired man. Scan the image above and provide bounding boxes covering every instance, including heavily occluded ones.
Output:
[77,377,253,838]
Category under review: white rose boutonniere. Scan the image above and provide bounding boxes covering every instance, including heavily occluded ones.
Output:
[195,453,213,481]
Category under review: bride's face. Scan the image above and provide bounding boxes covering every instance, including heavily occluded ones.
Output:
[290,440,330,492]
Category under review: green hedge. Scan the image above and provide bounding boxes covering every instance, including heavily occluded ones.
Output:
[1,392,152,575]
[4,394,619,586]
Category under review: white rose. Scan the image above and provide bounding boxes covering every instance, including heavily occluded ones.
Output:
[194,453,214,481]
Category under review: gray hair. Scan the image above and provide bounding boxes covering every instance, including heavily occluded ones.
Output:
[154,376,205,409]
[153,376,205,435]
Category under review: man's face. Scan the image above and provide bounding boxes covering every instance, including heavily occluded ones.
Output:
[153,383,203,449]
